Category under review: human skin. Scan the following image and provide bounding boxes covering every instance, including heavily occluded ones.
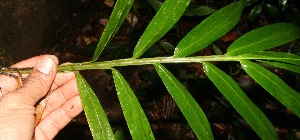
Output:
[0,55,83,140]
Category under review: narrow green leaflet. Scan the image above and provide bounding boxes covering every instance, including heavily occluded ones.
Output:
[92,0,134,61]
[154,63,213,140]
[112,69,154,140]
[173,0,245,57]
[226,23,300,56]
[75,72,114,140]
[184,5,216,16]
[257,60,300,73]
[241,51,300,66]
[202,62,277,140]
[240,60,300,117]
[132,0,191,58]
[147,0,216,16]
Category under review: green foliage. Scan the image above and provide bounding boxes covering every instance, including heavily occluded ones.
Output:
[147,0,216,16]
[92,0,134,61]
[174,0,245,57]
[154,63,213,139]
[202,62,277,139]
[240,60,300,117]
[75,72,115,140]
[39,0,300,139]
[183,4,216,16]
[226,23,300,55]
[247,0,288,22]
[132,0,191,58]
[112,69,155,140]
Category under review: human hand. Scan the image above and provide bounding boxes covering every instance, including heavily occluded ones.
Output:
[0,55,83,140]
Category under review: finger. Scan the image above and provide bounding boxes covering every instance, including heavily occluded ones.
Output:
[15,56,58,105]
[46,62,75,91]
[35,95,82,140]
[41,78,79,118]
[0,72,75,97]
[0,55,56,94]
[11,55,52,68]
[49,72,75,91]
[0,76,21,96]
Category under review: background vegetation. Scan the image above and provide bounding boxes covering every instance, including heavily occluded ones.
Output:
[67,0,300,139]
[1,0,300,139]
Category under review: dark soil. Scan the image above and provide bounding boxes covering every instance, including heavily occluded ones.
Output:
[1,0,300,139]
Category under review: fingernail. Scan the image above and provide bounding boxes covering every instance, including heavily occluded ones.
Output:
[36,57,55,74]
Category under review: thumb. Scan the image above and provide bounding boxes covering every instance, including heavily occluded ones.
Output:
[16,56,58,105]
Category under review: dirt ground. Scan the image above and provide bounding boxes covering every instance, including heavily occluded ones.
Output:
[1,0,300,139]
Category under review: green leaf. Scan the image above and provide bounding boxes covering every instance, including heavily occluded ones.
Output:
[240,60,300,117]
[202,62,277,140]
[212,44,223,55]
[159,41,175,54]
[226,23,300,56]
[114,129,126,140]
[147,0,216,17]
[154,63,213,140]
[257,60,300,73]
[132,0,191,58]
[75,72,114,140]
[173,0,245,57]
[112,69,155,140]
[92,0,134,61]
[184,5,216,16]
[241,51,300,66]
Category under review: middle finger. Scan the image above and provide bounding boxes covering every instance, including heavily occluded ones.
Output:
[40,78,79,118]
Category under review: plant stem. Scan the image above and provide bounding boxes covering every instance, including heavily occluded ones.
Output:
[2,54,298,74]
